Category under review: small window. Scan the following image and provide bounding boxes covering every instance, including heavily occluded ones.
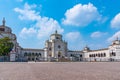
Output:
[28,58,30,61]
[111,52,116,56]
[24,52,27,56]
[56,37,59,39]
[98,54,100,57]
[32,53,34,56]
[104,53,106,57]
[80,55,82,57]
[89,55,91,57]
[49,48,51,51]
[39,53,41,56]
[96,54,98,56]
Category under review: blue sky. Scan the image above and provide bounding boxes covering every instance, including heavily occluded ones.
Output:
[0,0,120,50]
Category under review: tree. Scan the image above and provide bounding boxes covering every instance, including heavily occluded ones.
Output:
[0,37,14,56]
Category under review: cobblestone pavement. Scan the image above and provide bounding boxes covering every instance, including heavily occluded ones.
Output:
[0,62,120,80]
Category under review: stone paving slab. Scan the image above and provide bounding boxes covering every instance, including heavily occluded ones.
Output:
[0,62,120,80]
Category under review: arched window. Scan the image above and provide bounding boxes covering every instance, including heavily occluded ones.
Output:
[39,53,41,56]
[32,53,34,56]
[110,50,115,56]
[80,55,82,57]
[36,58,38,60]
[35,53,38,56]
[49,47,51,51]
[112,53,113,56]
[24,52,27,57]
[104,53,106,57]
[101,53,103,57]
[58,45,61,49]
[32,58,34,61]
[28,53,31,56]
[113,52,116,56]
[28,57,30,61]
[96,54,97,57]
[89,54,91,57]
[92,54,94,57]
[93,54,95,57]
[98,54,100,57]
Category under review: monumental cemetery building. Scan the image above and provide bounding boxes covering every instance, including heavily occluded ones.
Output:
[0,18,120,62]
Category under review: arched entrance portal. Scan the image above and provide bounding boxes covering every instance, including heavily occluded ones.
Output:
[58,51,61,58]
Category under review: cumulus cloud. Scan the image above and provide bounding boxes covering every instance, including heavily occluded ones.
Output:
[107,31,120,42]
[14,3,64,39]
[65,32,81,42]
[20,27,37,38]
[62,3,101,27]
[91,31,107,38]
[14,3,40,21]
[36,17,63,38]
[111,13,120,29]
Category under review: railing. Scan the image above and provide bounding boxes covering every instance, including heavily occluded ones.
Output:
[0,56,9,62]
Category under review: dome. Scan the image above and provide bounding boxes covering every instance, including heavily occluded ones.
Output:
[112,37,120,45]
[50,30,62,40]
[0,18,12,33]
[83,45,90,51]
[50,30,62,37]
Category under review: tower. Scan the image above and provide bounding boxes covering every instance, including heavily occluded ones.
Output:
[44,30,68,61]
[2,17,5,26]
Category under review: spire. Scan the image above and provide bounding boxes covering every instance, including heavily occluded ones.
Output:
[2,17,5,26]
[84,44,90,51]
[55,30,58,34]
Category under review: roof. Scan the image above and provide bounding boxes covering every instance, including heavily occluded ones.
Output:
[23,48,44,51]
[89,48,108,52]
[68,50,83,53]
[50,30,62,37]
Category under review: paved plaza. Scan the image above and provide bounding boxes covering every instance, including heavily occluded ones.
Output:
[0,62,120,80]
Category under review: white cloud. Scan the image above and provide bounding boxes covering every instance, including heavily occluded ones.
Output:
[111,13,120,29]
[14,3,64,39]
[62,3,101,27]
[91,31,107,38]
[36,17,64,38]
[65,32,81,42]
[107,31,120,42]
[20,27,37,38]
[14,3,40,21]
